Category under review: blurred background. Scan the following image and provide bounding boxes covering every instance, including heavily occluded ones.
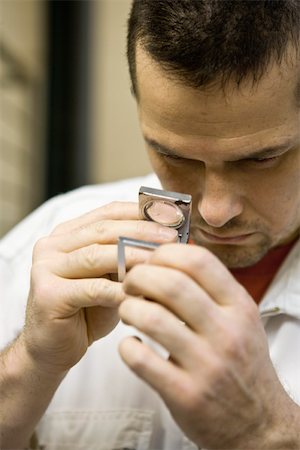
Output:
[0,0,151,237]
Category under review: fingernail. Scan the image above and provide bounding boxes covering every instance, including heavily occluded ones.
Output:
[159,227,178,239]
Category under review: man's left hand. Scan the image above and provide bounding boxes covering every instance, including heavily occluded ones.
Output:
[118,243,300,449]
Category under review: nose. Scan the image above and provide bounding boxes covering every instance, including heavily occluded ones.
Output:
[197,168,243,228]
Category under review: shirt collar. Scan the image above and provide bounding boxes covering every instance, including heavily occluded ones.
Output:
[259,238,300,319]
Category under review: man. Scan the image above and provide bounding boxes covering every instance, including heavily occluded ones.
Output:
[0,0,299,448]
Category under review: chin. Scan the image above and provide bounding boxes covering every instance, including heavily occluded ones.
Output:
[192,240,272,269]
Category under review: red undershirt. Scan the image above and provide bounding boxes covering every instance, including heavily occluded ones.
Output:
[188,238,298,304]
[230,240,297,304]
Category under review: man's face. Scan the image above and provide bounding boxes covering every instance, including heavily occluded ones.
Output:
[136,46,300,268]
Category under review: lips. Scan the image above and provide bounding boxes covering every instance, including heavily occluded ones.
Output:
[199,228,255,243]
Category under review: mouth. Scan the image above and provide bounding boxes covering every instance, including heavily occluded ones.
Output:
[198,228,255,244]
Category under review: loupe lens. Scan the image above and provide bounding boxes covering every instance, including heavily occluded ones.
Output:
[144,200,185,227]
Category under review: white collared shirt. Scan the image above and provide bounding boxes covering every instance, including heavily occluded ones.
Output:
[0,174,299,450]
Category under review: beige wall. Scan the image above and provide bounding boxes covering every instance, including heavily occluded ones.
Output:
[0,0,148,236]
[0,0,47,237]
[89,0,152,184]
[1,0,46,77]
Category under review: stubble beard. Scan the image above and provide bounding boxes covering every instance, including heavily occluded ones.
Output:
[196,238,272,268]
[191,226,273,269]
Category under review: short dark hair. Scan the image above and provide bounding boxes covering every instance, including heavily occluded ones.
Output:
[127,0,300,97]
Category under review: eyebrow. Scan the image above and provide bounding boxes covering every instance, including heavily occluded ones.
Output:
[144,136,295,161]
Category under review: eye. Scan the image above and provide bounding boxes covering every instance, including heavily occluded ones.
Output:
[160,153,189,163]
[162,153,182,160]
[246,155,281,166]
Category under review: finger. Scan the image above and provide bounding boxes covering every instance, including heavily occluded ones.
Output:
[119,297,197,369]
[53,220,178,253]
[57,277,126,313]
[119,335,187,404]
[53,244,154,278]
[51,202,140,235]
[123,264,221,333]
[148,244,248,306]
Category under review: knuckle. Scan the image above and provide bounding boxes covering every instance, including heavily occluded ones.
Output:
[173,376,198,411]
[147,245,167,265]
[103,201,119,209]
[123,265,143,291]
[94,220,110,239]
[127,263,143,277]
[127,247,150,267]
[182,372,220,413]
[162,273,187,298]
[107,200,122,208]
[140,306,164,334]
[51,222,66,235]
[189,247,214,270]
[221,329,246,361]
[135,219,164,238]
[135,219,150,237]
[33,237,50,257]
[208,356,227,383]
[71,223,86,234]
[99,277,122,303]
[151,244,168,259]
[100,201,123,216]
[82,244,99,270]
[86,279,100,303]
[98,277,111,294]
[71,221,91,235]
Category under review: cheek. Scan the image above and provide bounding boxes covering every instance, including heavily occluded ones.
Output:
[248,166,300,233]
[273,180,300,228]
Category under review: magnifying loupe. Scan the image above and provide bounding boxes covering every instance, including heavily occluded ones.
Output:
[139,186,192,243]
[143,200,184,228]
[117,186,192,281]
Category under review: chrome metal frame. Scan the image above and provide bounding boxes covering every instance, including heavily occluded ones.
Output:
[139,186,192,243]
[118,236,160,282]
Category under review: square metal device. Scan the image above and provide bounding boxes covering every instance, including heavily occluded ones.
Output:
[139,186,192,243]
[117,186,192,281]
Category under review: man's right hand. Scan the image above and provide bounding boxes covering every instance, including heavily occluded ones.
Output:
[22,201,178,375]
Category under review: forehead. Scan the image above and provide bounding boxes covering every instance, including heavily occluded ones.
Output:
[136,46,299,146]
